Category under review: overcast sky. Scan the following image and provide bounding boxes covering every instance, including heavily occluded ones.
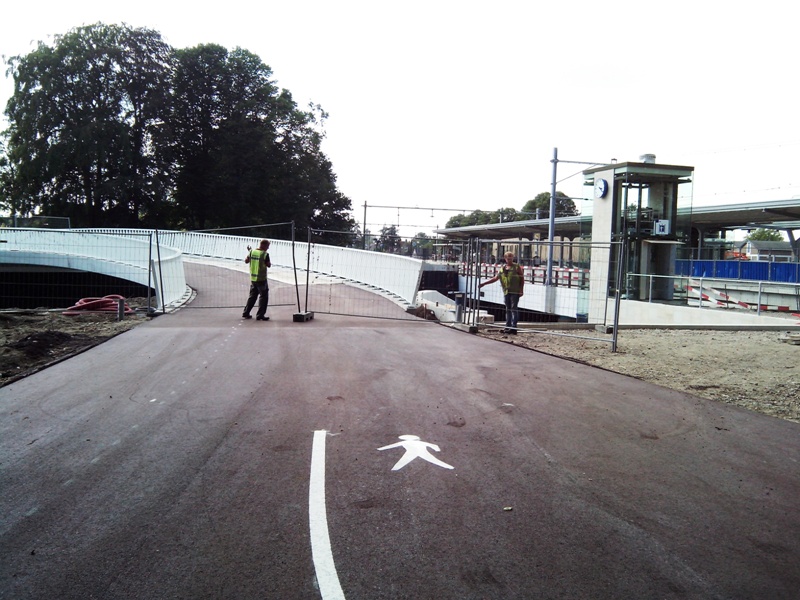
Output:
[2,1,798,236]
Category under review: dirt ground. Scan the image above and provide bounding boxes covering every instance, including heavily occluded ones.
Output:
[1,309,798,425]
[479,325,800,424]
[0,309,147,387]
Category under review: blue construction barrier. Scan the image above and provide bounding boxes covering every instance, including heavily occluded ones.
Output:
[676,260,799,283]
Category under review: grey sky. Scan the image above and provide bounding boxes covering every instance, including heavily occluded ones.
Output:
[2,1,798,236]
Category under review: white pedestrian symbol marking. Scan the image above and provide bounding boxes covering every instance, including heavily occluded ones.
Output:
[378,435,454,471]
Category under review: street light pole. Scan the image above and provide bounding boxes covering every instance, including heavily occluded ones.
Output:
[547,148,612,286]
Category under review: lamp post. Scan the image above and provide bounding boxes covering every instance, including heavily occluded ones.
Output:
[548,147,612,285]
[363,201,368,249]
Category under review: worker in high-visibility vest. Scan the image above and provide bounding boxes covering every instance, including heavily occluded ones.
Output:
[479,251,524,334]
[242,239,272,321]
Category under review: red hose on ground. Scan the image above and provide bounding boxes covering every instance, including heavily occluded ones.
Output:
[62,294,135,316]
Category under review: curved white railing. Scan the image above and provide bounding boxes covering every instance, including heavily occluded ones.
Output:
[0,229,188,309]
[2,229,424,310]
[90,229,423,307]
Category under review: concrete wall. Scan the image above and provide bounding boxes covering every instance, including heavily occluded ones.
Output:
[612,299,798,328]
[588,168,616,323]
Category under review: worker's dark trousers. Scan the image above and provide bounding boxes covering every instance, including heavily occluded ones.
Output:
[244,280,269,318]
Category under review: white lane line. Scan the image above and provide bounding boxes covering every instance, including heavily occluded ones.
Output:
[309,430,346,600]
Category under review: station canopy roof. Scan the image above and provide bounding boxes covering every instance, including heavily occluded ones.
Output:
[435,199,800,240]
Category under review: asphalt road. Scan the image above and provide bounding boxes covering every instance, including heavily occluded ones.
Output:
[2,274,799,599]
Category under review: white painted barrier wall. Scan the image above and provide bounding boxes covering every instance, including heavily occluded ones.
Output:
[77,229,425,308]
[0,229,188,309]
[148,230,423,306]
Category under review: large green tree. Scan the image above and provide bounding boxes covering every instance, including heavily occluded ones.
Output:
[166,44,354,234]
[0,140,14,215]
[522,191,579,219]
[444,207,526,228]
[2,24,355,234]
[4,23,173,226]
[377,225,400,252]
[443,195,579,229]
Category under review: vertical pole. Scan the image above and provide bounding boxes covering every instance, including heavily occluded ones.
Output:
[612,241,624,352]
[547,147,558,286]
[305,227,313,313]
[291,221,302,314]
[146,232,154,314]
[698,275,704,309]
[363,202,367,249]
[474,239,482,328]
[757,281,763,316]
[155,230,165,314]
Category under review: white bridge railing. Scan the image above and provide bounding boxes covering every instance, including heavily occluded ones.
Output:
[139,230,423,309]
[2,229,425,311]
[0,229,187,310]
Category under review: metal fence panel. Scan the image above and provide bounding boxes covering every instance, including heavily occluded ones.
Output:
[0,229,169,310]
[299,230,428,321]
[452,238,621,350]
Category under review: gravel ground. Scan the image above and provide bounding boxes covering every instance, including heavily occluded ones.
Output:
[479,326,800,424]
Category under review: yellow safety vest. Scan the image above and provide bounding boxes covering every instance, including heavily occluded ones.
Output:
[249,250,269,282]
[499,263,523,295]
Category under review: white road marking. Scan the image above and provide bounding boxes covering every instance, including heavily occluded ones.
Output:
[378,435,455,471]
[309,430,346,599]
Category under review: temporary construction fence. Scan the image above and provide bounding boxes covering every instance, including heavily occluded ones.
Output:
[676,258,800,283]
[0,224,437,322]
[162,222,300,312]
[458,238,624,350]
[2,225,634,341]
[0,228,181,312]
[160,225,428,321]
[296,228,427,321]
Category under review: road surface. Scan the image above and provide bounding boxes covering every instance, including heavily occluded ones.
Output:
[2,272,799,599]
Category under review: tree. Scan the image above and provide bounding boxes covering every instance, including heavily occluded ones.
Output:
[3,25,355,234]
[444,213,471,228]
[412,232,434,258]
[168,44,289,230]
[377,225,400,253]
[167,45,355,234]
[497,207,526,222]
[3,23,173,226]
[522,191,579,219]
[0,140,14,216]
[444,208,520,228]
[443,196,578,229]
[745,228,783,242]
